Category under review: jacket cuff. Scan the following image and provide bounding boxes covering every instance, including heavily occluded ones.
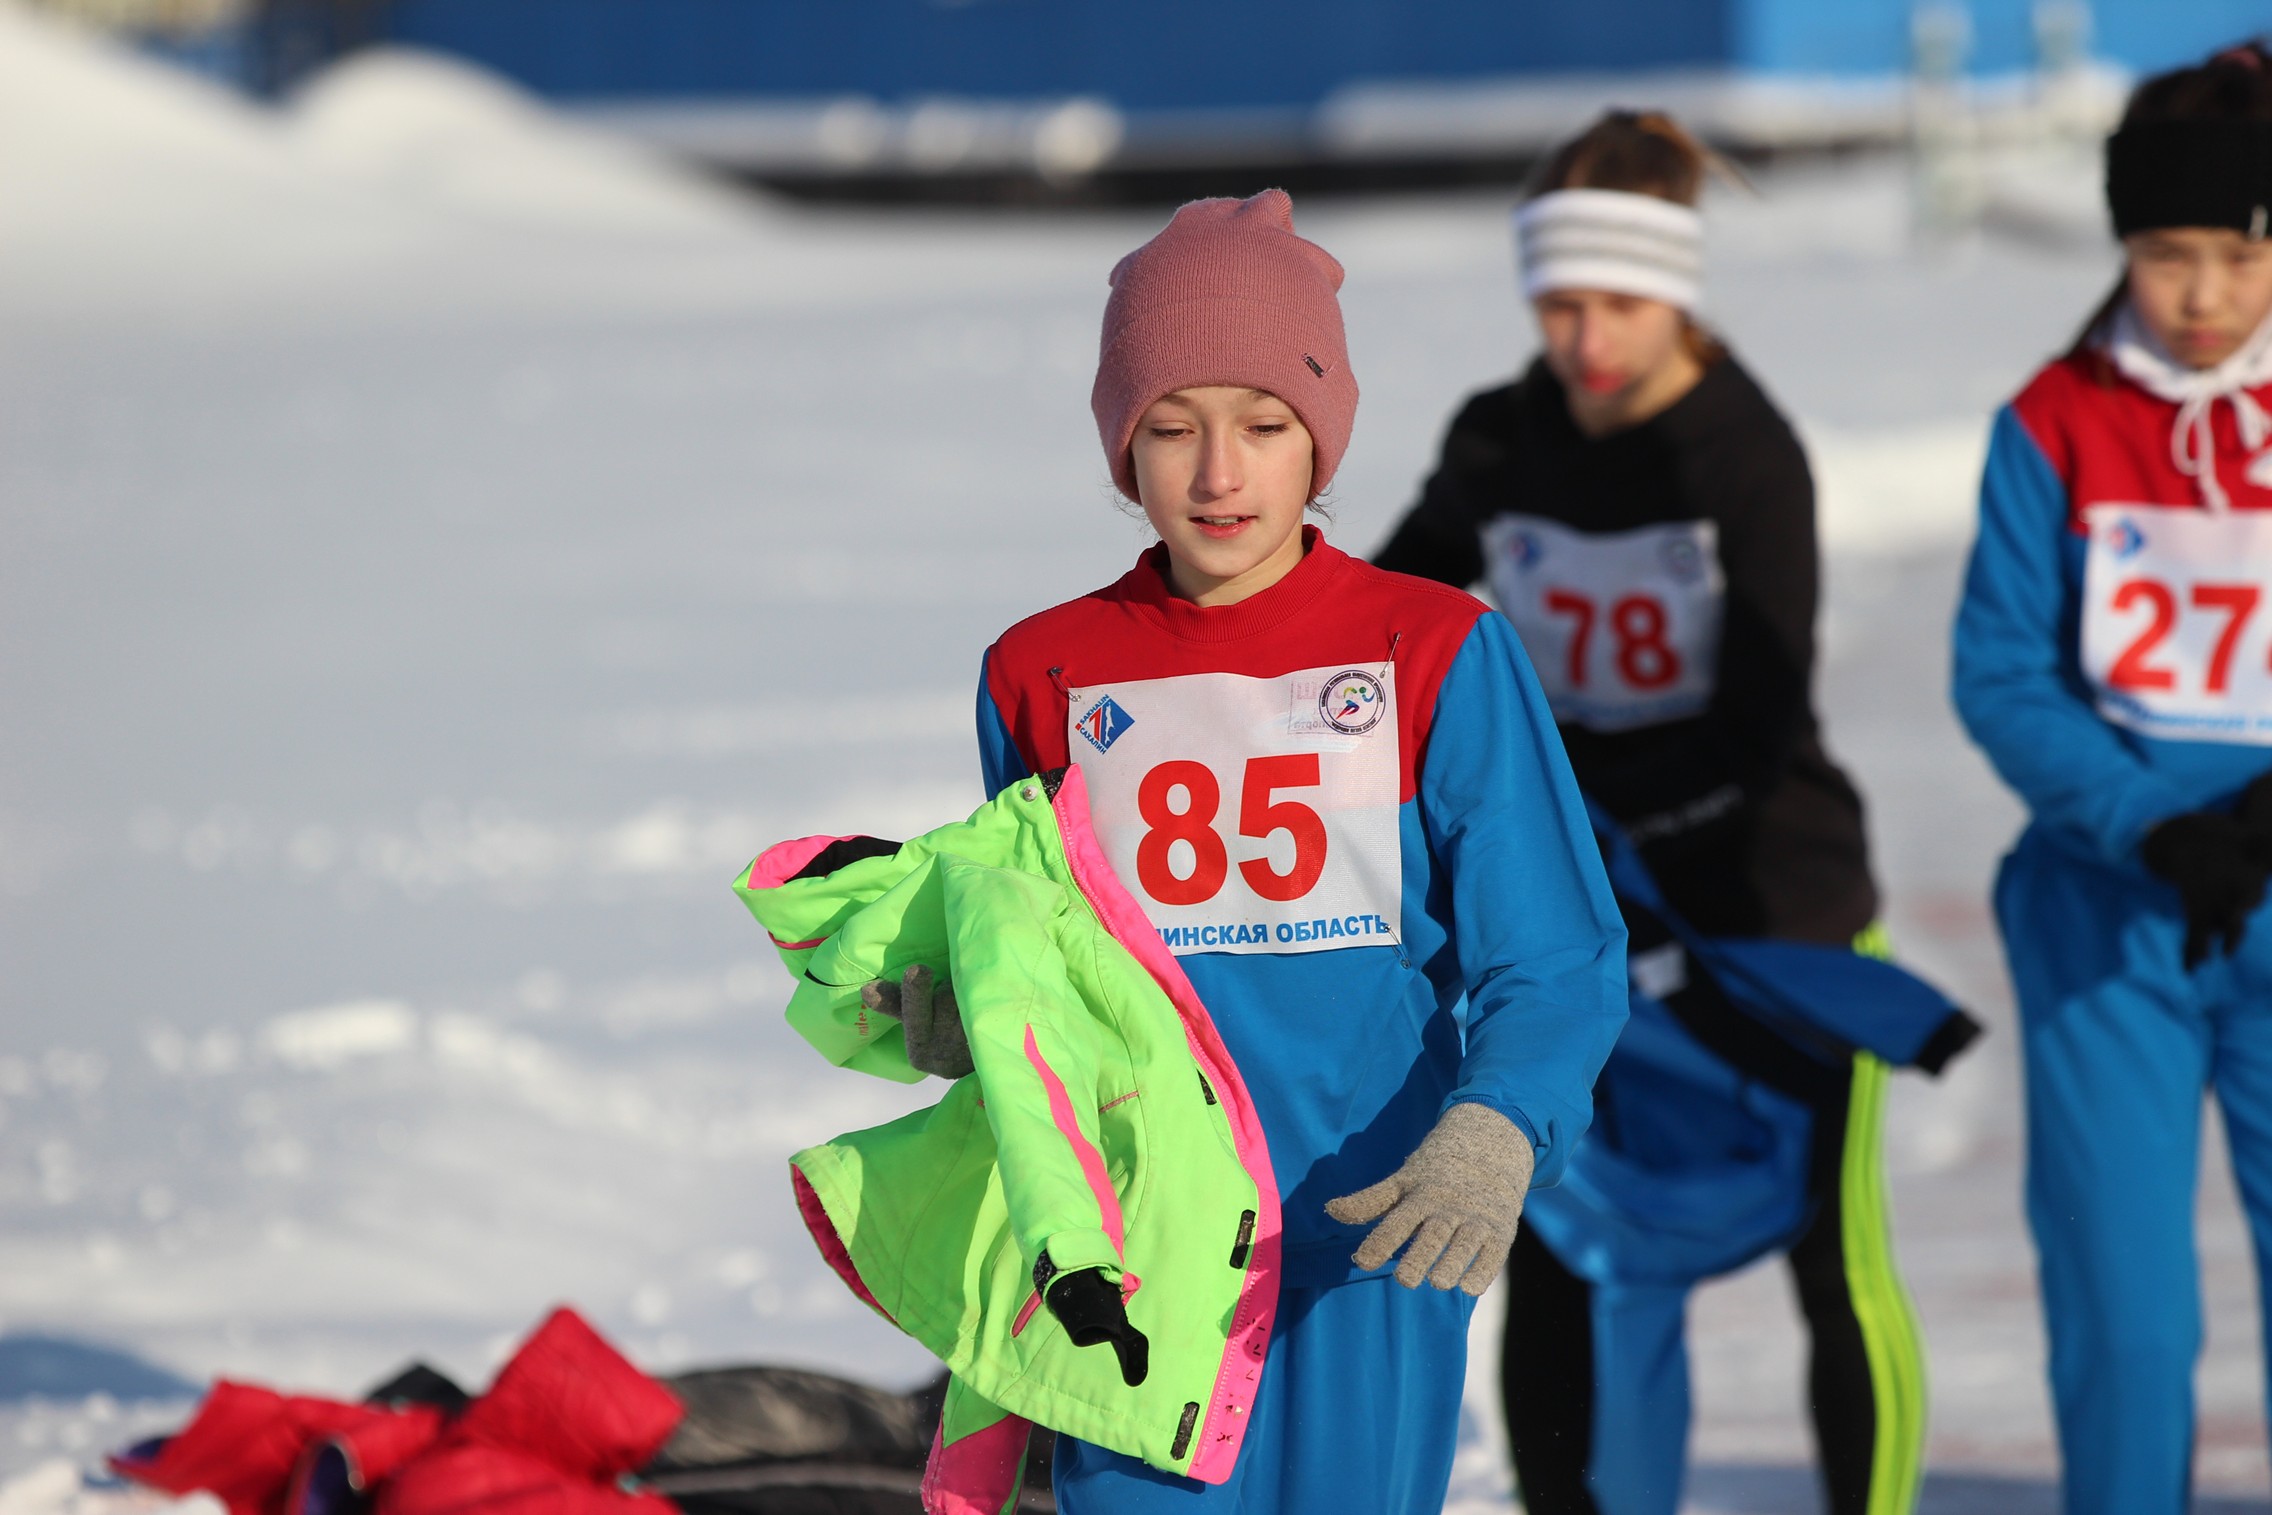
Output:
[1034,1231,1121,1285]
[2103,779,2201,869]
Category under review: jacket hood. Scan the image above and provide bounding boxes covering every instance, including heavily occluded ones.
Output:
[739,769,1084,1084]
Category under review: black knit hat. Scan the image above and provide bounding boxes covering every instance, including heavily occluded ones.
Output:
[2106,119,2272,238]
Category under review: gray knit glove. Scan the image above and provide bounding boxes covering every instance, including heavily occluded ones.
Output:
[859,964,973,1080]
[1324,1102,1535,1295]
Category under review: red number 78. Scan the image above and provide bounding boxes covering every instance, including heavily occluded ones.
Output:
[1541,589,1681,691]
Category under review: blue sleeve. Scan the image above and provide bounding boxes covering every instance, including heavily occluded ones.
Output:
[977,647,1031,799]
[1421,613,1628,1187]
[1951,407,2193,864]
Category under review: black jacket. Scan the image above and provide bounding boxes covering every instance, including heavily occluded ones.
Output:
[1375,354,1876,943]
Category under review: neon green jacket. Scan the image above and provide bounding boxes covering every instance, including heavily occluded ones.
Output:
[734,766,1280,1515]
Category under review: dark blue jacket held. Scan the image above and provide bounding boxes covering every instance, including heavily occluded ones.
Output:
[1525,810,1980,1287]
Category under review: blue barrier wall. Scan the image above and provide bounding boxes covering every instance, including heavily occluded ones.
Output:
[2092,0,2269,75]
[381,0,2269,103]
[383,0,1727,104]
[1733,0,2267,76]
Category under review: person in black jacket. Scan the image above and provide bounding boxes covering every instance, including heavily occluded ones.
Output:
[1376,111,1925,1515]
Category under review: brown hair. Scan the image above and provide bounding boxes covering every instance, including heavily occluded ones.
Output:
[2070,39,2272,355]
[1530,109,1722,207]
[1529,110,1732,363]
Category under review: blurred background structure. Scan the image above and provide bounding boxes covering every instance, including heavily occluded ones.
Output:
[13,0,2263,200]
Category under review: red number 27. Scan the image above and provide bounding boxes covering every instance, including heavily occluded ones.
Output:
[2107,578,2262,694]
[1135,756,1326,906]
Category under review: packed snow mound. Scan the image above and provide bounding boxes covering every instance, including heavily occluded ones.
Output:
[0,4,269,180]
[0,2,397,268]
[289,48,762,237]
[0,6,770,320]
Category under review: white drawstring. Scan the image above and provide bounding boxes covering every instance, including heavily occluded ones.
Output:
[2167,387,2271,512]
[2106,300,2272,514]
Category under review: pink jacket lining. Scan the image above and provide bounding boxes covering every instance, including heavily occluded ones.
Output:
[746,835,860,950]
[1048,765,1281,1486]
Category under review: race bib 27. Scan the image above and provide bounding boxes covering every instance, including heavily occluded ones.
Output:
[2080,503,2272,745]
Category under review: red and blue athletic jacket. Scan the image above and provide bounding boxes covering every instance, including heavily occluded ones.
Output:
[1954,345,2272,870]
[978,528,1628,1287]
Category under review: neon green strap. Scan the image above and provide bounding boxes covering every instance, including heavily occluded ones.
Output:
[1841,1050,1928,1515]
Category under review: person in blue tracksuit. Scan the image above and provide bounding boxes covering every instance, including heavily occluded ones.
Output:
[1952,41,2272,1515]
[975,190,1627,1511]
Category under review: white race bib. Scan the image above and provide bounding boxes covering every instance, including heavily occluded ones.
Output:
[1480,514,1723,732]
[2081,503,2272,745]
[1066,664,1402,956]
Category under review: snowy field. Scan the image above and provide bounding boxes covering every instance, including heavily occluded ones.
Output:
[1,6,2266,1511]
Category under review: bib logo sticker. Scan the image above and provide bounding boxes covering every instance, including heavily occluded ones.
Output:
[2105,517,2146,560]
[1317,671,1386,735]
[1659,535,1706,583]
[1075,694,1136,754]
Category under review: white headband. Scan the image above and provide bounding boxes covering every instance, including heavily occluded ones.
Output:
[1515,188,1704,310]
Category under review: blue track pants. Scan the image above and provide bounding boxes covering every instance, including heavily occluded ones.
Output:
[1999,828,2272,1515]
[1506,1056,1926,1515]
[1052,1275,1474,1514]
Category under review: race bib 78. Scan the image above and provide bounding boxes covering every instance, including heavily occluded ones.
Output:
[2080,503,2272,745]
[1065,664,1402,956]
[1480,514,1723,732]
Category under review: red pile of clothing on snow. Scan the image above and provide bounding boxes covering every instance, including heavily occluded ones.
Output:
[111,1308,679,1515]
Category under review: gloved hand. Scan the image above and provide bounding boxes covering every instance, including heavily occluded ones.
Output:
[859,964,974,1079]
[2141,810,2272,969]
[1324,1102,1535,1296]
[1043,1266,1149,1387]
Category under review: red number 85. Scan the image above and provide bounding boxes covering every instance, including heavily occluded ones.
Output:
[1135,755,1327,906]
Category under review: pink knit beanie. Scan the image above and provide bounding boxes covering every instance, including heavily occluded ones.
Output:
[1092,189,1359,501]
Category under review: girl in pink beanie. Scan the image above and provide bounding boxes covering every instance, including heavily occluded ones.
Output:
[973,189,1625,1512]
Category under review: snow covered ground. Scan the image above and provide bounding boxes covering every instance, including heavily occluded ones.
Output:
[0,5,2265,1510]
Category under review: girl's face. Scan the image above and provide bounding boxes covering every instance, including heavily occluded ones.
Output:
[1130,387,1314,607]
[1532,288,1699,435]
[2125,227,2272,369]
